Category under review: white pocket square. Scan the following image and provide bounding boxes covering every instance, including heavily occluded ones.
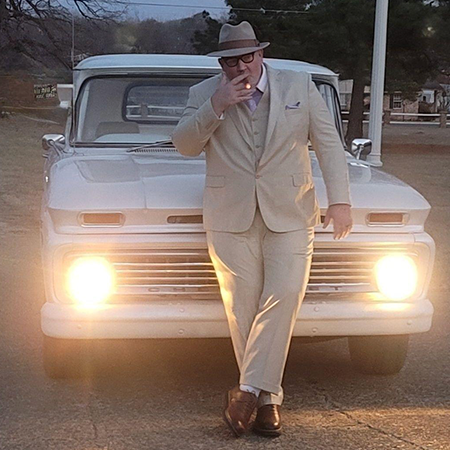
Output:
[285,101,301,110]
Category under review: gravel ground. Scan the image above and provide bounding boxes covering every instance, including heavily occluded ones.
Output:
[0,115,449,450]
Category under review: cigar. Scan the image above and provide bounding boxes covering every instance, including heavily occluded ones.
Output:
[245,83,251,90]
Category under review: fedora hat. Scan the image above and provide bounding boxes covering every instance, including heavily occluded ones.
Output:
[207,21,270,58]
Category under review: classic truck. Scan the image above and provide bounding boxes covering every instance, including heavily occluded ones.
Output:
[40,54,435,378]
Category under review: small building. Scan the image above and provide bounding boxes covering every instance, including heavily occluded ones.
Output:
[383,92,419,121]
[419,81,447,115]
[339,78,449,121]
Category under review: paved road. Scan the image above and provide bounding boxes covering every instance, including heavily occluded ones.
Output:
[1,118,449,449]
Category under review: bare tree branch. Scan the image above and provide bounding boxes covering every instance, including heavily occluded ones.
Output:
[0,0,125,70]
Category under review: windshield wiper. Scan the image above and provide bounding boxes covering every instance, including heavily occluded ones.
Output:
[126,139,174,153]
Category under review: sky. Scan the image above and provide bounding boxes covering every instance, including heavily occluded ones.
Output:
[117,0,229,21]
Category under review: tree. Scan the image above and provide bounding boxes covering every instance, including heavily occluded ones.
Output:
[134,13,209,55]
[303,0,435,146]
[299,0,376,146]
[192,11,224,55]
[0,0,124,70]
[195,0,438,147]
[193,2,310,57]
[428,0,450,76]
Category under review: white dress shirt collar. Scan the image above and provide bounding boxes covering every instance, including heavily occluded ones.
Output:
[256,64,268,93]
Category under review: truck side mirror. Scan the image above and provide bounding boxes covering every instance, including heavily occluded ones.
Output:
[351,139,372,160]
[42,134,65,152]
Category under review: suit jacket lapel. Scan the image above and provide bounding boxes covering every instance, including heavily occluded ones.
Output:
[261,65,286,162]
[264,65,285,149]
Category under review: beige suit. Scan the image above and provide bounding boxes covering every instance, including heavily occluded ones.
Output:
[172,64,350,232]
[172,63,350,405]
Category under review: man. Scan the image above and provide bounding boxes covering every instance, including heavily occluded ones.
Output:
[172,21,352,437]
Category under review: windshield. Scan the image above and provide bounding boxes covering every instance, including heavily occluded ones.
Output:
[315,81,346,149]
[73,75,344,146]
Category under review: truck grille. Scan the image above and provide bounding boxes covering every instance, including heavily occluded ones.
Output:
[64,245,418,302]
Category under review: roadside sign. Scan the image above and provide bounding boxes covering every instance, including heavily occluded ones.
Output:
[34,84,57,99]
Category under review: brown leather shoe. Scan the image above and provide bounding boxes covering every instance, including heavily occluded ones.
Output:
[253,404,282,437]
[223,385,258,437]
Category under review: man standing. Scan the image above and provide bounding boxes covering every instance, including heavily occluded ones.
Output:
[172,21,352,437]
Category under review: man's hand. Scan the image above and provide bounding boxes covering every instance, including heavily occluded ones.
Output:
[323,204,353,240]
[211,73,255,117]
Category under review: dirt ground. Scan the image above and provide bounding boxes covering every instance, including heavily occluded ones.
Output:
[1,114,450,449]
[381,123,450,149]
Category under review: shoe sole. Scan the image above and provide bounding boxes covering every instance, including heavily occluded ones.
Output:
[222,391,244,437]
[253,424,282,437]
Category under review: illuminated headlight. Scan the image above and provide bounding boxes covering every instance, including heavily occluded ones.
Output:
[66,257,115,306]
[375,255,418,300]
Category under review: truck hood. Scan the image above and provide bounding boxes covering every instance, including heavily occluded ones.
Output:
[46,153,430,234]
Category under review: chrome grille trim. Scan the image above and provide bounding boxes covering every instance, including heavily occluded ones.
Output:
[64,246,419,301]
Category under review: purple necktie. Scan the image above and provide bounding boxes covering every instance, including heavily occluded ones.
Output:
[246,88,263,113]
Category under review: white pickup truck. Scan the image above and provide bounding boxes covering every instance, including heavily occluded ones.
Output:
[40,54,435,378]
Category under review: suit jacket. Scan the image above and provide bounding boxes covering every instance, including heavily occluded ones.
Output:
[171,63,351,233]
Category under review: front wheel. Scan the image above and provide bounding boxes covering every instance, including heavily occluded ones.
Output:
[348,335,409,375]
[43,336,95,379]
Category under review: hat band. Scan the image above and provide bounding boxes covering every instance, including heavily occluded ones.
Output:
[218,39,259,51]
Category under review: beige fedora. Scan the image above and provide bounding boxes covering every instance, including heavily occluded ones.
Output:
[207,21,270,58]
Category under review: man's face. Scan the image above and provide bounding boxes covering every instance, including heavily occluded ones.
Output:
[219,50,263,88]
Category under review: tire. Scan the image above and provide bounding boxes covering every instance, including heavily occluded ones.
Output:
[348,335,409,375]
[43,336,95,379]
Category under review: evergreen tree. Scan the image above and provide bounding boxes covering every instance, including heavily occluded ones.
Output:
[195,0,439,147]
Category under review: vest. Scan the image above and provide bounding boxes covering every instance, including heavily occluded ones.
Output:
[236,87,270,212]
[237,86,270,172]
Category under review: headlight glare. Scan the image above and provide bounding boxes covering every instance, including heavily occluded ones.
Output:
[375,255,418,300]
[67,257,115,306]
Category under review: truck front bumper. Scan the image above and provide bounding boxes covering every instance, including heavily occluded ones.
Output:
[41,298,434,339]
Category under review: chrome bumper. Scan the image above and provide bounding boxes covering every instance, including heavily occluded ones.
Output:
[41,298,434,339]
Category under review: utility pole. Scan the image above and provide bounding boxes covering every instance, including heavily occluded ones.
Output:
[367,0,389,167]
[71,12,75,70]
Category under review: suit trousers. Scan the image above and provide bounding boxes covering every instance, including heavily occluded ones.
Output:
[206,206,314,406]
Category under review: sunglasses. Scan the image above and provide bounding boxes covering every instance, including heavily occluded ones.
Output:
[221,52,255,68]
